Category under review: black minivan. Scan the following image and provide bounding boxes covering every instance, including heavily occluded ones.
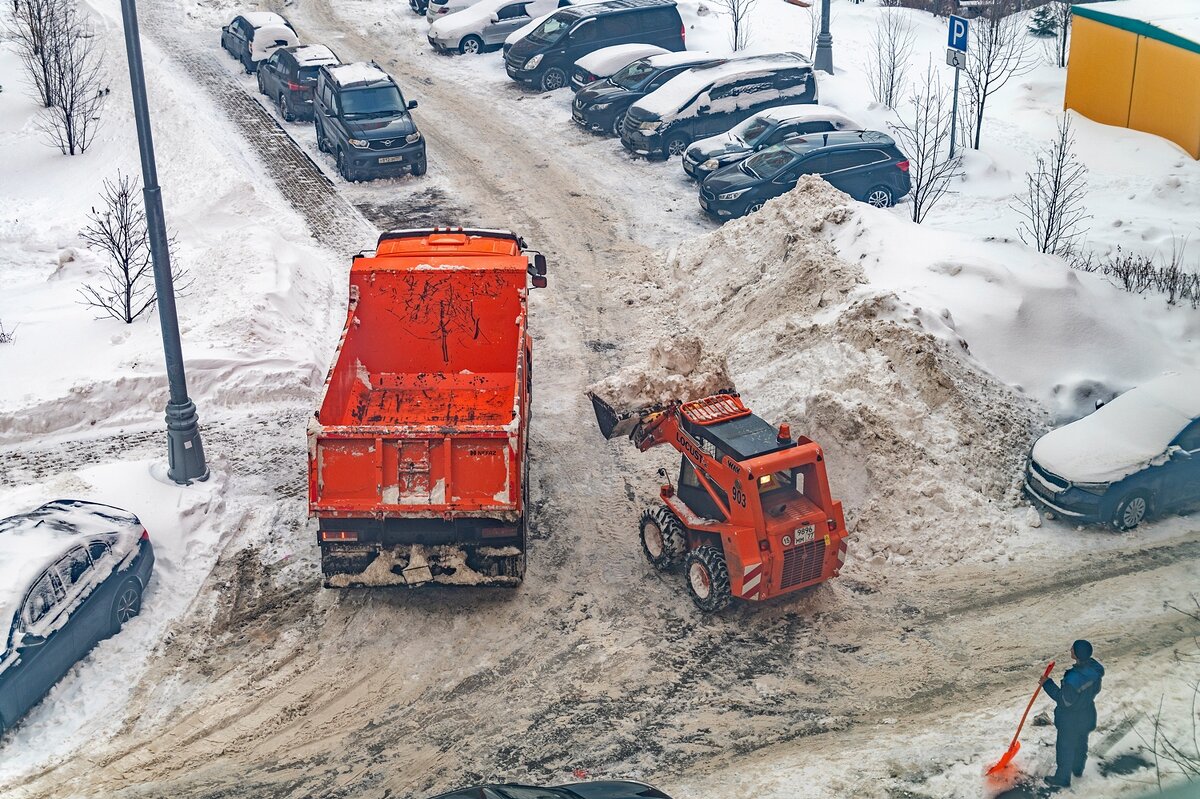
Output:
[573,50,725,137]
[621,52,817,159]
[699,131,911,219]
[505,0,685,92]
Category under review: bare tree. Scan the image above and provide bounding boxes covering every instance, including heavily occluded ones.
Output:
[890,63,963,224]
[962,0,1035,149]
[800,1,818,60]
[867,8,917,109]
[6,0,69,107]
[0,320,16,344]
[78,174,188,323]
[37,2,106,155]
[712,0,758,51]
[1051,0,1072,68]
[1014,115,1090,256]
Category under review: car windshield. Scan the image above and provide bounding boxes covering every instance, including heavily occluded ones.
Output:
[610,59,657,89]
[341,86,405,118]
[742,147,799,179]
[527,14,570,44]
[731,115,774,147]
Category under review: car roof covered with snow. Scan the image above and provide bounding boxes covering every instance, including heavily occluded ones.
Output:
[642,49,725,69]
[753,103,859,126]
[554,0,675,20]
[240,11,292,29]
[288,44,339,67]
[575,43,669,75]
[634,52,811,117]
[324,62,394,88]
[775,129,894,155]
[0,500,143,630]
[1031,370,1200,483]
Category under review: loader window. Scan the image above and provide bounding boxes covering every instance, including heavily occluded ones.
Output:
[758,468,800,495]
[679,456,727,521]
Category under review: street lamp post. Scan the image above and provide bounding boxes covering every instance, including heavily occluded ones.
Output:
[814,0,833,74]
[117,0,209,484]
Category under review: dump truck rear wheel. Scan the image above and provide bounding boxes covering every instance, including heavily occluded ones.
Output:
[639,506,685,571]
[684,546,731,612]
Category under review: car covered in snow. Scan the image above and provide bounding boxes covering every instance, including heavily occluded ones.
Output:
[568,42,669,91]
[682,103,860,181]
[1024,371,1200,530]
[429,781,673,799]
[571,50,725,136]
[220,12,299,74]
[699,130,910,218]
[620,52,816,159]
[428,0,559,55]
[256,44,340,122]
[0,500,154,736]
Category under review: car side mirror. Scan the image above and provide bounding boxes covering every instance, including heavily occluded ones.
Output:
[407,100,418,110]
[18,632,46,649]
[1169,446,1191,460]
[533,253,547,276]
[491,13,500,22]
[531,275,547,288]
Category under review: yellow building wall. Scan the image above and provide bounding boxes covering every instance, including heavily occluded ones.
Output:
[1065,16,1139,128]
[1129,37,1200,159]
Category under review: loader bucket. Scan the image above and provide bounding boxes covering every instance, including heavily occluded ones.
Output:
[587,392,649,440]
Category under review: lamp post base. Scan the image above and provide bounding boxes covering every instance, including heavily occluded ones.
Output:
[166,399,209,484]
[815,32,834,74]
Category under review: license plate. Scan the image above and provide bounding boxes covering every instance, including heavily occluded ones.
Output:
[794,524,815,543]
[377,155,405,164]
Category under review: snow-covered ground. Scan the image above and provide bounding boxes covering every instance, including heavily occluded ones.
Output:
[1,0,1198,796]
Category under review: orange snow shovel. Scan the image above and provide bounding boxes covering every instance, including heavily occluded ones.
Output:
[986,661,1055,776]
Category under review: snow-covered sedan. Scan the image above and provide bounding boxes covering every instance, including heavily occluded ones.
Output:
[0,500,154,736]
[1025,371,1200,530]
[220,12,299,74]
[568,42,669,91]
[428,0,559,55]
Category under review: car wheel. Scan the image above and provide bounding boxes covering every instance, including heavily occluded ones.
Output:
[539,66,567,92]
[459,35,483,55]
[684,546,732,612]
[278,92,294,122]
[664,134,690,159]
[315,121,329,153]
[864,184,894,208]
[411,157,427,177]
[256,72,266,94]
[243,55,254,75]
[336,149,353,181]
[1111,491,1150,531]
[745,201,765,215]
[610,112,626,138]
[639,506,687,571]
[109,578,142,634]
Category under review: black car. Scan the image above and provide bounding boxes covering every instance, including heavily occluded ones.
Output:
[256,44,340,122]
[572,50,724,137]
[1024,371,1200,530]
[220,12,299,74]
[313,62,427,181]
[621,52,817,159]
[410,0,429,14]
[699,130,911,219]
[431,781,673,799]
[0,500,155,737]
[505,0,685,92]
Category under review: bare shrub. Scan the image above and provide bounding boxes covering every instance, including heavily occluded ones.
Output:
[1071,244,1200,309]
[0,321,16,344]
[961,0,1035,149]
[6,0,68,107]
[890,63,963,224]
[36,1,106,155]
[1015,115,1090,256]
[78,173,189,323]
[1136,597,1200,786]
[867,8,917,109]
[712,0,758,51]
[1050,0,1071,67]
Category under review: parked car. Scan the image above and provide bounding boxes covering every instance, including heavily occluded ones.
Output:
[256,44,340,122]
[410,0,430,14]
[682,103,860,181]
[428,0,558,54]
[0,500,154,737]
[505,0,685,92]
[698,130,911,218]
[313,63,427,181]
[429,781,673,799]
[220,12,299,74]
[621,52,816,159]
[572,50,724,136]
[1024,371,1200,530]
[427,0,483,24]
[568,42,668,91]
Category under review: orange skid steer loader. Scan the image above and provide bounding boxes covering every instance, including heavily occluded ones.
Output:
[589,390,848,611]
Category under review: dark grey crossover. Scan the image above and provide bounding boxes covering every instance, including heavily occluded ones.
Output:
[257,44,340,122]
[572,50,724,137]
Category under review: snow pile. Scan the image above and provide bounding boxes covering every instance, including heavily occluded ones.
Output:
[587,334,733,411]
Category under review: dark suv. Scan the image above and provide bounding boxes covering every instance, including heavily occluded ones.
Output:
[621,53,817,159]
[572,51,724,137]
[698,131,910,219]
[257,44,340,122]
[505,0,684,92]
[313,63,427,181]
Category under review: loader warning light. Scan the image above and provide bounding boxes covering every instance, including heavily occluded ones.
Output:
[778,423,791,441]
[320,530,359,542]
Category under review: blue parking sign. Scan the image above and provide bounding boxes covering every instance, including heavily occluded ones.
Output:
[948,14,969,52]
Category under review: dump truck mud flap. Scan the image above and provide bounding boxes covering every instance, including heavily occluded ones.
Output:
[322,543,525,588]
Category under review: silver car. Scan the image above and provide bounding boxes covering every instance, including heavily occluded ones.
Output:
[428,0,558,54]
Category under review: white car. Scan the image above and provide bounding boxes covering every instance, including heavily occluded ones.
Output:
[428,0,559,54]
[682,103,860,180]
[220,12,299,74]
[568,42,669,91]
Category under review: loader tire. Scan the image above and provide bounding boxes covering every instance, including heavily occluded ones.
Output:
[684,546,731,613]
[640,506,686,571]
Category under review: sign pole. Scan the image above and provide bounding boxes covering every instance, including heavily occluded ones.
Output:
[950,65,960,157]
[946,14,969,158]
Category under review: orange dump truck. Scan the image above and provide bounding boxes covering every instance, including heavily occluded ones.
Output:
[308,228,547,588]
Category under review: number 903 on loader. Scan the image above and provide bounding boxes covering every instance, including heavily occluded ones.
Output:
[588,390,849,612]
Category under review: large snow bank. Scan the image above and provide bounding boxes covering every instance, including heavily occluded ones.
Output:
[1031,370,1200,483]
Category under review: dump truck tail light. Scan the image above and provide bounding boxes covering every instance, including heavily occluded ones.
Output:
[827,518,837,531]
[320,530,359,542]
[896,160,910,172]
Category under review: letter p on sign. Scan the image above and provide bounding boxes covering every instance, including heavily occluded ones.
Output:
[948,14,969,52]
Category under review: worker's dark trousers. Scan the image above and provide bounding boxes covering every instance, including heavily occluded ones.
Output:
[1053,726,1090,782]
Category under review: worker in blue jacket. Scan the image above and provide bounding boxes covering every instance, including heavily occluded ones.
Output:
[1039,639,1105,788]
